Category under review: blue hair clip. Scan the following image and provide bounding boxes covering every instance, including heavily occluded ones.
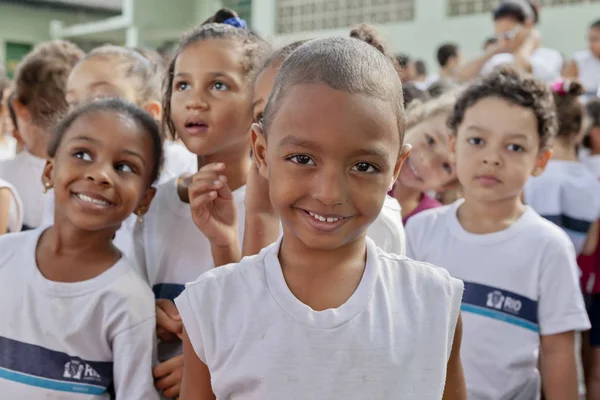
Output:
[222,17,247,29]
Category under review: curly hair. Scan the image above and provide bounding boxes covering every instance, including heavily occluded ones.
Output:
[552,80,584,140]
[14,40,84,129]
[448,66,557,148]
[162,9,270,139]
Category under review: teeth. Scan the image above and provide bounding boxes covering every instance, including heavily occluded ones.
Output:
[76,194,111,207]
[308,211,341,223]
[408,160,421,179]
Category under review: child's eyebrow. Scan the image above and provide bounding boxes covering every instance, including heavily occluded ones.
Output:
[278,135,322,151]
[68,135,146,165]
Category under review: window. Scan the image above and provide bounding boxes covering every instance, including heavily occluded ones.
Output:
[276,0,415,34]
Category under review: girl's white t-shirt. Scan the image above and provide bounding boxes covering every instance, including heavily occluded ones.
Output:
[0,178,23,233]
[176,236,463,400]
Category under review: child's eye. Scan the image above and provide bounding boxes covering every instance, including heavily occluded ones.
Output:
[425,134,435,145]
[175,81,190,91]
[74,151,92,161]
[443,162,453,174]
[288,155,314,165]
[507,144,524,152]
[352,162,379,173]
[116,163,134,173]
[213,81,229,91]
[468,137,484,146]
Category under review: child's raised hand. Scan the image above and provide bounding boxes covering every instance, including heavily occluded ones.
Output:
[156,299,183,343]
[188,163,239,248]
[153,354,183,399]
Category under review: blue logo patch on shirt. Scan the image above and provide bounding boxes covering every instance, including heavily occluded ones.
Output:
[0,336,112,394]
[461,281,539,332]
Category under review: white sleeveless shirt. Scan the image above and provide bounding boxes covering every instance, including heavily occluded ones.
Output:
[573,50,600,101]
[175,237,463,400]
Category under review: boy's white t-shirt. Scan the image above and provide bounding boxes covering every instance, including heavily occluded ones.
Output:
[0,178,23,233]
[175,236,463,400]
[406,201,590,400]
[524,160,600,255]
[481,47,563,84]
[0,229,160,400]
[0,151,47,229]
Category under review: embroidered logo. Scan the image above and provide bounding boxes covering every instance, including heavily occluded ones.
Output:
[486,290,505,310]
[63,360,102,382]
[486,290,522,315]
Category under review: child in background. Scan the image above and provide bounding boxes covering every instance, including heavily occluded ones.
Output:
[0,41,84,230]
[407,67,590,400]
[582,97,600,175]
[243,25,407,256]
[133,11,270,399]
[564,20,600,101]
[0,78,16,161]
[0,178,22,234]
[392,92,460,224]
[0,99,161,399]
[524,80,600,255]
[176,36,466,400]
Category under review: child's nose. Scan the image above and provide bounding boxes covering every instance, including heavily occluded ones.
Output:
[311,169,347,207]
[86,164,113,186]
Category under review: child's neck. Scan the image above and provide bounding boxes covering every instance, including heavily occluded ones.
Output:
[278,234,367,311]
[551,138,578,161]
[457,194,526,234]
[392,182,423,220]
[36,221,120,283]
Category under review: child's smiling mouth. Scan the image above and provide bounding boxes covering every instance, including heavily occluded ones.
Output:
[296,208,353,232]
[72,192,115,208]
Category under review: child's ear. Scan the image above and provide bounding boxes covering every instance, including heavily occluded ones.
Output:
[135,187,157,218]
[251,123,269,179]
[393,144,411,183]
[12,98,31,122]
[42,160,55,191]
[532,148,552,177]
[143,101,162,121]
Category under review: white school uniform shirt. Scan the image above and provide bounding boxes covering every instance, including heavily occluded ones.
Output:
[175,236,463,400]
[0,229,160,400]
[162,141,197,184]
[481,47,563,84]
[368,195,405,256]
[0,178,23,233]
[406,201,590,400]
[524,160,600,255]
[0,151,47,229]
[0,136,17,161]
[573,50,600,101]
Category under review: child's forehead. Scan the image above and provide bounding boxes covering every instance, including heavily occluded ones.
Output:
[464,96,538,134]
[177,40,244,71]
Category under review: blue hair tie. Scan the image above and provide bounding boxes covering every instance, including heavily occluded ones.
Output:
[222,17,247,29]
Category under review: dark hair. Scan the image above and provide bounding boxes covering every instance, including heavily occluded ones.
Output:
[552,80,584,140]
[14,40,84,129]
[428,79,462,99]
[396,53,411,68]
[49,98,164,184]
[448,66,557,148]
[437,44,459,67]
[0,78,9,103]
[202,7,238,24]
[415,60,427,76]
[163,11,270,139]
[7,92,18,131]
[85,45,163,107]
[264,37,406,142]
[583,97,600,149]
[493,0,534,23]
[591,19,600,30]
[525,0,540,24]
[483,37,498,50]
[403,82,430,108]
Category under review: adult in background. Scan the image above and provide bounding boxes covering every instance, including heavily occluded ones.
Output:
[564,20,600,102]
[457,0,562,84]
[426,43,462,87]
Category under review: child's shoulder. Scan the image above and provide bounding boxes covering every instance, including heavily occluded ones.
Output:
[405,202,454,232]
[376,247,463,294]
[0,230,38,266]
[519,207,575,251]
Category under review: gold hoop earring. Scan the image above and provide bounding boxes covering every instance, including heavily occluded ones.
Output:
[42,182,52,194]
[135,212,144,224]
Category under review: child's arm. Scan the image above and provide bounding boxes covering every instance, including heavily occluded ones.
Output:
[583,221,599,256]
[180,328,215,400]
[540,331,579,400]
[242,159,280,256]
[188,163,241,266]
[0,188,10,234]
[442,314,467,400]
[113,318,160,400]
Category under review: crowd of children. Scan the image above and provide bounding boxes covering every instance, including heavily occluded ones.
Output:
[0,2,599,399]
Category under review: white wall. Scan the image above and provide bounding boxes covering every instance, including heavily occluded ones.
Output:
[251,0,600,73]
